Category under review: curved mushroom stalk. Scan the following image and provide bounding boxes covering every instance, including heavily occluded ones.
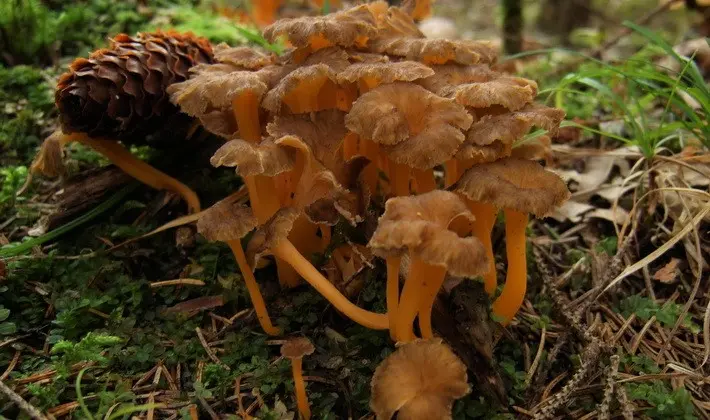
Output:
[227,240,281,336]
[395,258,447,342]
[271,240,389,330]
[68,132,201,213]
[467,200,498,296]
[198,197,280,336]
[492,209,528,325]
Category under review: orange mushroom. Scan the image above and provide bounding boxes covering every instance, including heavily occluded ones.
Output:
[454,158,570,324]
[370,338,470,419]
[246,208,389,330]
[281,337,316,419]
[196,194,281,336]
[368,191,487,342]
[345,82,472,196]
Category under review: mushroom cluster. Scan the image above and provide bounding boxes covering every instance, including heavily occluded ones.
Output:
[168,1,569,343]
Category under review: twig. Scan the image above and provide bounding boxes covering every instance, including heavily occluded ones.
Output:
[0,379,49,420]
[532,339,606,419]
[150,279,205,288]
[526,327,547,386]
[598,355,620,420]
[0,350,20,381]
[195,327,230,371]
[617,385,635,420]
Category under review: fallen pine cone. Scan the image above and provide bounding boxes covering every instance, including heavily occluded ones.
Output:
[55,30,214,145]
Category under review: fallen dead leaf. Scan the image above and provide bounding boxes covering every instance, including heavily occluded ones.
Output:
[164,295,224,314]
[652,258,681,284]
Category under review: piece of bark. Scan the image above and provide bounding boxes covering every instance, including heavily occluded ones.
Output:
[432,279,506,405]
[46,167,131,230]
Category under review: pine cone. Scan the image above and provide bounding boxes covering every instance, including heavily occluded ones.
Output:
[55,31,214,146]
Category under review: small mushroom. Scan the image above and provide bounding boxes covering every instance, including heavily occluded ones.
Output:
[454,158,570,324]
[197,194,281,336]
[368,191,487,341]
[281,337,316,419]
[370,338,470,420]
[247,208,388,330]
[345,82,472,195]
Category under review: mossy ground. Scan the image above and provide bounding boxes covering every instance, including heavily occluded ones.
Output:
[1,1,708,419]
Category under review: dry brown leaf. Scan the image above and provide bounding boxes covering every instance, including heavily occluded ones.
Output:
[164,296,224,314]
[652,258,681,284]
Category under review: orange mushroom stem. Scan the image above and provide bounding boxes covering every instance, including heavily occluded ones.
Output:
[491,209,528,325]
[394,257,446,342]
[271,240,389,330]
[291,357,310,419]
[466,200,498,296]
[227,240,281,336]
[390,161,411,197]
[386,256,401,341]
[64,132,201,213]
[281,338,315,420]
[251,0,282,26]
[412,168,436,193]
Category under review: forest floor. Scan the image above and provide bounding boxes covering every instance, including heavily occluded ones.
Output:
[1,1,710,419]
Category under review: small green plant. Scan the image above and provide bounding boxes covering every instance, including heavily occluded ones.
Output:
[0,304,17,335]
[619,295,700,332]
[0,166,28,211]
[626,381,696,419]
[542,23,710,158]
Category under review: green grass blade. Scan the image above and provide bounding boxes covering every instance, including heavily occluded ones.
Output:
[0,183,138,258]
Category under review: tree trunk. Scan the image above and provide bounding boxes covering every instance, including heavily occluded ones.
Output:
[503,0,523,55]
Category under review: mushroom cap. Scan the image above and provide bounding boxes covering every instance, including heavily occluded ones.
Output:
[337,61,435,85]
[368,191,488,278]
[369,8,497,66]
[168,68,267,116]
[197,194,257,242]
[454,157,571,217]
[345,82,472,169]
[210,137,296,177]
[510,135,552,162]
[212,44,275,70]
[418,64,537,111]
[262,64,340,114]
[267,110,348,172]
[455,104,564,161]
[281,337,315,359]
[246,208,299,268]
[263,4,378,49]
[370,338,469,420]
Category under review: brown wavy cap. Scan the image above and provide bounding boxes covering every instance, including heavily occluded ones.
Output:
[55,30,213,145]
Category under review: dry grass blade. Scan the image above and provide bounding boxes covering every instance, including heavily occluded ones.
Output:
[150,279,206,288]
[0,379,48,420]
[600,199,710,297]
